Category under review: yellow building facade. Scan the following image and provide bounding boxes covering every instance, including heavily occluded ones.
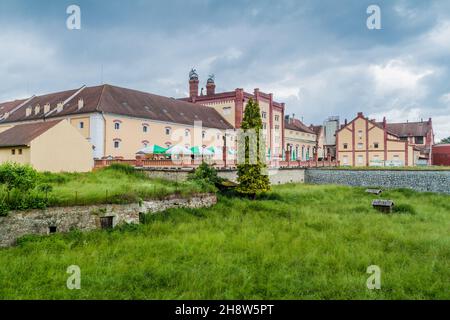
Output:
[336,113,419,167]
[0,120,93,172]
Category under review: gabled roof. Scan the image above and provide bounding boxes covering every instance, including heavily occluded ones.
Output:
[0,84,233,130]
[377,121,433,137]
[0,120,62,147]
[285,118,315,134]
[309,125,323,135]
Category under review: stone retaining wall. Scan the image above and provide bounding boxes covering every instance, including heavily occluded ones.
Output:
[0,194,217,248]
[142,168,306,185]
[305,169,450,194]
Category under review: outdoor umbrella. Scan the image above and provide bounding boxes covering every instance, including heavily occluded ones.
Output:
[136,145,167,155]
[165,145,193,156]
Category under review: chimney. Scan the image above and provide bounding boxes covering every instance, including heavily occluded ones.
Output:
[44,103,51,114]
[206,74,216,96]
[344,119,348,126]
[357,112,363,117]
[56,102,64,113]
[189,68,199,102]
[428,117,432,125]
[383,116,387,129]
[78,98,84,110]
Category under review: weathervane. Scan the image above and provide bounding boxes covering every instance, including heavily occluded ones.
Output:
[207,74,215,83]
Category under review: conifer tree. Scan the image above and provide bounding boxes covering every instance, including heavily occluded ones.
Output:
[236,98,271,198]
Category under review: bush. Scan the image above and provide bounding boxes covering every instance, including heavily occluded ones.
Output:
[0,162,38,191]
[188,162,222,187]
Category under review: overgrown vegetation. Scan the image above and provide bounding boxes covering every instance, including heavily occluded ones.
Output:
[188,162,222,190]
[0,184,448,299]
[0,163,214,215]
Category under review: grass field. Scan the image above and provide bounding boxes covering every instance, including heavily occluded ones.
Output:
[0,184,448,300]
[39,165,213,207]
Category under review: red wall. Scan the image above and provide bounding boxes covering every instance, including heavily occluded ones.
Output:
[432,145,450,166]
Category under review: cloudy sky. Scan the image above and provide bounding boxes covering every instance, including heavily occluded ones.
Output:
[0,0,449,140]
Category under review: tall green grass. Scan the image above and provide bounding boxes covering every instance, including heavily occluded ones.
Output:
[0,184,448,300]
[37,165,214,207]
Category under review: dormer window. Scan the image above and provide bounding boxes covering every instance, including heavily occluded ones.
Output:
[44,104,51,114]
[25,107,32,117]
[34,105,40,115]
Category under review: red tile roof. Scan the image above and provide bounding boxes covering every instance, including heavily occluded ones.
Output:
[0,84,233,130]
[0,120,62,147]
[285,118,315,134]
[376,121,432,137]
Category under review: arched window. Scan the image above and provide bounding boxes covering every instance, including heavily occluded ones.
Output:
[142,140,149,147]
[143,125,149,133]
[202,131,206,139]
[165,127,171,135]
[185,129,190,137]
[165,142,172,148]
[114,122,120,130]
[79,122,84,129]
[113,139,121,149]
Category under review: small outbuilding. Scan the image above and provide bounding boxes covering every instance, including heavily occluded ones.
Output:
[0,120,93,172]
[432,144,450,166]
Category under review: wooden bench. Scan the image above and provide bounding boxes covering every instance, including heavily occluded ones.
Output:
[372,200,394,213]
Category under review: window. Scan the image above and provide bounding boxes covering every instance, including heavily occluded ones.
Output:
[358,130,363,139]
[79,122,84,129]
[18,149,22,155]
[374,142,379,149]
[343,143,348,149]
[357,143,364,150]
[357,155,364,165]
[142,141,149,147]
[223,107,232,115]
[100,217,114,230]
[275,125,280,130]
[343,155,349,165]
[202,131,206,139]
[263,123,267,129]
[143,125,148,133]
[114,122,120,130]
[185,129,190,137]
[114,140,120,149]
[275,115,280,121]
[262,112,267,119]
[165,127,171,135]
[415,136,424,144]
[11,149,15,155]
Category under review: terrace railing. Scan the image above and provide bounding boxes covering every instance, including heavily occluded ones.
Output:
[94,158,339,170]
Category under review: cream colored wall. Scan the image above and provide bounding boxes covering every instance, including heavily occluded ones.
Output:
[103,114,230,159]
[202,99,236,128]
[30,120,94,172]
[70,116,91,139]
[0,147,31,165]
[368,125,385,151]
[272,110,283,156]
[284,130,316,160]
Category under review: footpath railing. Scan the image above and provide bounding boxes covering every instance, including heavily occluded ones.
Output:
[94,159,339,170]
